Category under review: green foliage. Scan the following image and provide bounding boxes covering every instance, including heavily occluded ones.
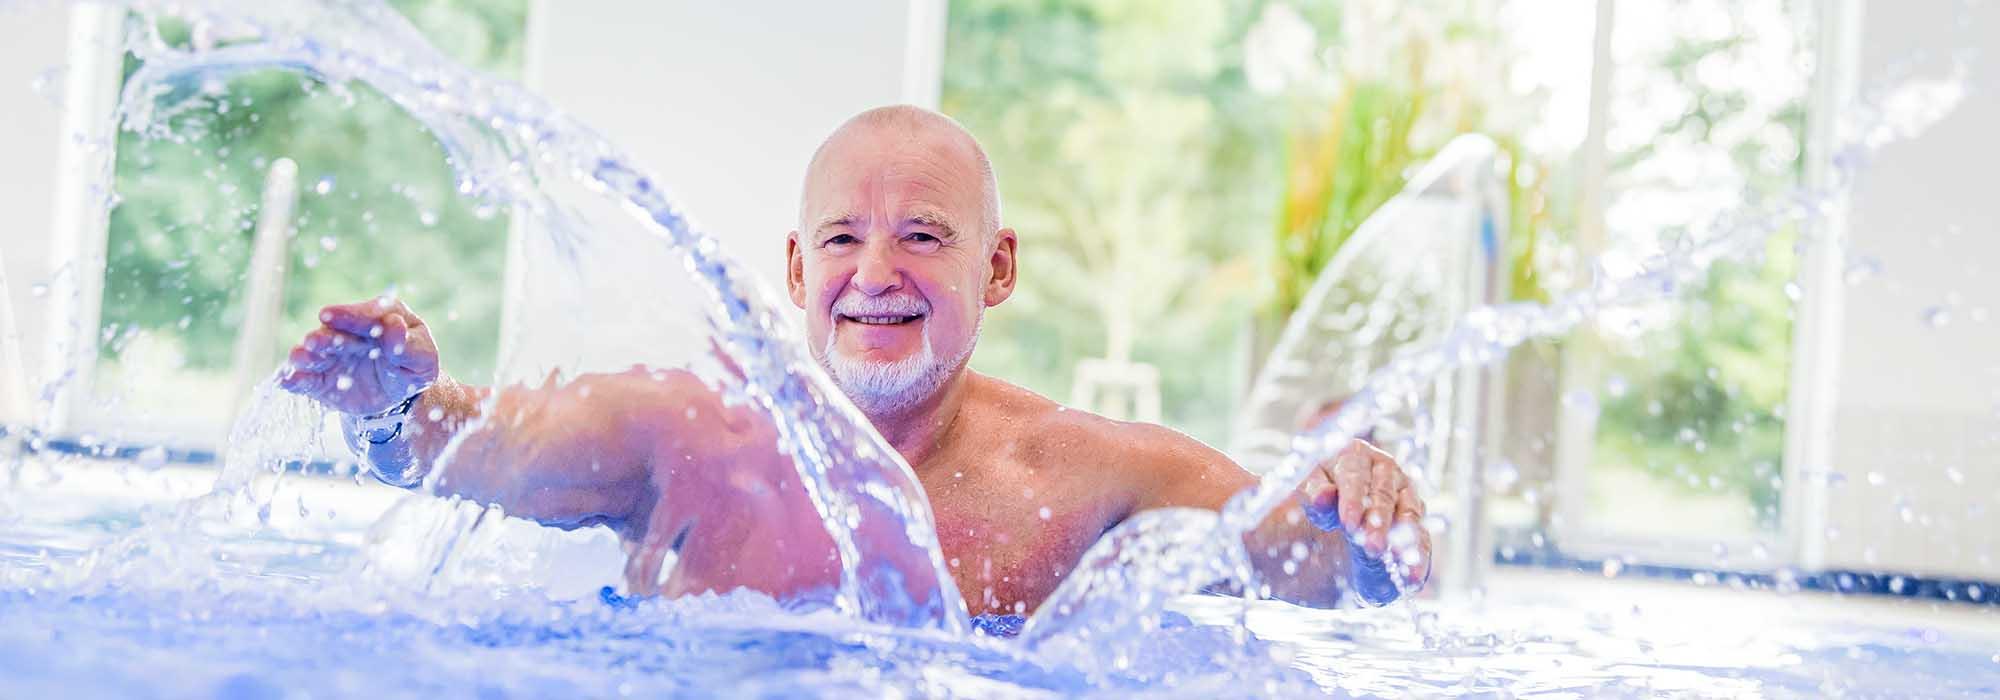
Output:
[99,0,528,387]
[1596,234,1798,522]
[1589,3,1814,524]
[942,0,1278,443]
[1260,2,1560,322]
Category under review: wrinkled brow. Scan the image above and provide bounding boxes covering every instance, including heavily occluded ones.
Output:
[812,213,859,232]
[812,211,963,240]
[907,211,961,240]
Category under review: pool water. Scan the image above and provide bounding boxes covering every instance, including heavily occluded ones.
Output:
[3,461,1997,698]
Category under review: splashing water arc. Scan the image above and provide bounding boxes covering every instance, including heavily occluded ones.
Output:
[1019,50,1971,645]
[100,0,968,631]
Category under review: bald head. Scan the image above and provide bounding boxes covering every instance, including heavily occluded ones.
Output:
[801,105,1002,245]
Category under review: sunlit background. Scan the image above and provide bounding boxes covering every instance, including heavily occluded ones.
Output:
[1,0,1995,641]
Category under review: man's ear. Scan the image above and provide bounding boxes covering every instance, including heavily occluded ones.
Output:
[786,231,807,309]
[984,228,1018,307]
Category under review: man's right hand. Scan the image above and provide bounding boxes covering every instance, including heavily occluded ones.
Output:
[278,297,441,416]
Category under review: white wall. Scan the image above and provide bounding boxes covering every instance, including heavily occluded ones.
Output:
[0,3,124,428]
[500,0,946,377]
[1818,1,2000,579]
[0,3,74,424]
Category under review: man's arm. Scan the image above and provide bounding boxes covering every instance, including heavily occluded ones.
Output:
[1124,424,1429,607]
[281,298,844,600]
[279,298,675,531]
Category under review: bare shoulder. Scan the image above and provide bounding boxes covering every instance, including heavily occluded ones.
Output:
[971,374,1253,508]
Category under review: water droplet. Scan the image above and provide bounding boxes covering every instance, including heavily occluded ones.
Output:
[1866,471,1885,486]
[136,446,169,470]
[1484,461,1519,490]
[1605,375,1629,398]
[1783,281,1803,301]
[313,175,335,195]
[319,236,338,252]
[1946,466,1964,484]
[418,210,439,227]
[29,283,48,298]
[1775,567,1800,593]
[1037,507,1052,521]
[1388,522,1418,549]
[1844,257,1882,285]
[335,375,353,391]
[1922,305,1952,327]
[1601,559,1624,578]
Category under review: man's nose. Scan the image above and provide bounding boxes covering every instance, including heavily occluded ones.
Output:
[851,237,903,296]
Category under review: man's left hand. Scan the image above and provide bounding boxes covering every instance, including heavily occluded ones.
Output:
[1299,439,1432,590]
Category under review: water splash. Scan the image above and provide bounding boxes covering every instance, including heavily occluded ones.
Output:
[45,378,327,590]
[95,0,966,632]
[1021,52,1970,647]
[14,0,1975,680]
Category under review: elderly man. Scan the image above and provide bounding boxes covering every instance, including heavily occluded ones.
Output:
[279,106,1430,617]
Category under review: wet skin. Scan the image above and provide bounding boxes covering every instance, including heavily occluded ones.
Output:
[280,107,1430,616]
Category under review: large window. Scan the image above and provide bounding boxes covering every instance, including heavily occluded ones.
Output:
[1560,0,1815,557]
[82,0,528,445]
[943,0,1824,571]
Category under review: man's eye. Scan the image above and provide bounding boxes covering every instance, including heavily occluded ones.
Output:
[905,232,941,246]
[824,234,858,246]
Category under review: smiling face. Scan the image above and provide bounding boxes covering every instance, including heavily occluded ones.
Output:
[788,107,1015,417]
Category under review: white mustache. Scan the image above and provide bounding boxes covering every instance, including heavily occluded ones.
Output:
[831,294,930,318]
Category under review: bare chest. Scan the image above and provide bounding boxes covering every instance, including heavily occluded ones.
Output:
[918,451,1121,616]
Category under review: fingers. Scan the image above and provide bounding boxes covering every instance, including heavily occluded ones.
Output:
[379,312,428,374]
[319,296,420,337]
[1391,505,1432,588]
[302,326,374,358]
[277,367,323,393]
[1396,480,1425,520]
[1307,438,1434,591]
[1299,465,1340,531]
[1333,448,1369,535]
[286,344,330,374]
[1387,467,1431,588]
[1363,454,1397,555]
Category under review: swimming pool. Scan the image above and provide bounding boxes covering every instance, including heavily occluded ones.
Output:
[4,457,1997,698]
[4,1,1998,697]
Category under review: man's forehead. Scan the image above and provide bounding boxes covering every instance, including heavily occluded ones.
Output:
[804,145,978,223]
[798,107,996,237]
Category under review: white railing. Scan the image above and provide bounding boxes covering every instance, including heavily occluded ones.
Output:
[1228,134,1509,597]
[0,245,29,425]
[225,158,301,435]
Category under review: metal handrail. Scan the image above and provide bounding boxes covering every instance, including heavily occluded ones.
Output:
[1228,133,1508,596]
